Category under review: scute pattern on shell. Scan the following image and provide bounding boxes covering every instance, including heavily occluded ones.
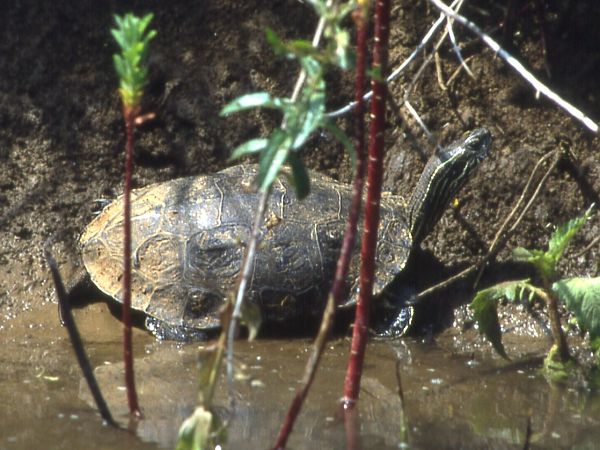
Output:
[80,165,412,330]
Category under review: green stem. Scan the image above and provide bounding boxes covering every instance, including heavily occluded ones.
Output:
[539,287,570,363]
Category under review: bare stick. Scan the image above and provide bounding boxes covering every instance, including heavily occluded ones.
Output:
[444,0,474,79]
[272,4,369,448]
[428,0,598,133]
[44,247,118,427]
[226,188,268,392]
[490,150,557,252]
[326,0,461,118]
[473,148,561,286]
[402,0,466,145]
[575,234,600,258]
[343,0,391,406]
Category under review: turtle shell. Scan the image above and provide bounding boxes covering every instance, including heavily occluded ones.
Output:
[79,165,412,331]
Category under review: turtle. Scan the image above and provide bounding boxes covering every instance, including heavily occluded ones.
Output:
[79,127,492,340]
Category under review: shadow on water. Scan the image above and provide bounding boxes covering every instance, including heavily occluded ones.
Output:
[2,301,600,450]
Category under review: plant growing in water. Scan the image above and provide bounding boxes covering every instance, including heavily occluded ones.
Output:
[111,12,157,418]
[471,204,599,379]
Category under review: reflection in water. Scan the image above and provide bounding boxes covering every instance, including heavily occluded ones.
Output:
[2,303,600,449]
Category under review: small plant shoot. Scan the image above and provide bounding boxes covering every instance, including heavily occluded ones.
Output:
[471,205,598,374]
[111,11,156,418]
[112,13,157,110]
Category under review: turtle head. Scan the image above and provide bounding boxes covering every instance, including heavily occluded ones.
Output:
[408,127,492,245]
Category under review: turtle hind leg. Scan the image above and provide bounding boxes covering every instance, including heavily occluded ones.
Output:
[373,305,415,338]
[65,268,99,306]
[372,286,416,337]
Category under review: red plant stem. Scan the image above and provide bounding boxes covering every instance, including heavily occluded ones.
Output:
[343,0,391,406]
[122,106,142,418]
[271,7,370,450]
[329,4,369,305]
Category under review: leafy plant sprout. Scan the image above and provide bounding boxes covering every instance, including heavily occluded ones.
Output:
[111,12,157,418]
[112,13,157,115]
[471,205,599,380]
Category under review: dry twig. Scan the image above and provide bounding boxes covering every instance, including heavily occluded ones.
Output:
[428,0,598,132]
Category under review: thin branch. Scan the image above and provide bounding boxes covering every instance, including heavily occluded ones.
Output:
[574,234,600,258]
[445,2,474,79]
[428,0,599,133]
[402,0,466,145]
[446,54,475,87]
[537,288,570,362]
[489,150,557,253]
[226,188,269,392]
[326,0,462,118]
[226,0,333,399]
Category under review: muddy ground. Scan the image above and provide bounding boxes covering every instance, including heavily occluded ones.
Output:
[1,2,599,340]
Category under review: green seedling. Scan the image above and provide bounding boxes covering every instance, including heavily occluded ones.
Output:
[471,205,598,379]
[111,12,156,418]
[112,13,156,112]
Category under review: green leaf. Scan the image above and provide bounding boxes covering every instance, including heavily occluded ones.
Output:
[367,66,384,83]
[553,277,600,341]
[591,336,600,354]
[240,301,262,341]
[175,406,213,450]
[229,138,269,161]
[471,286,508,359]
[111,13,156,108]
[290,68,325,150]
[256,130,289,191]
[220,92,288,116]
[111,28,127,51]
[259,144,289,193]
[513,247,555,280]
[322,121,356,171]
[286,153,310,200]
[470,279,541,359]
[305,0,327,17]
[264,27,287,54]
[512,247,533,261]
[547,205,594,263]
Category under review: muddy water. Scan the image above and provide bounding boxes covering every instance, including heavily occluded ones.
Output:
[2,302,600,450]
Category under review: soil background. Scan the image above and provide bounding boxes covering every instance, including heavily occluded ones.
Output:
[1,0,599,328]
